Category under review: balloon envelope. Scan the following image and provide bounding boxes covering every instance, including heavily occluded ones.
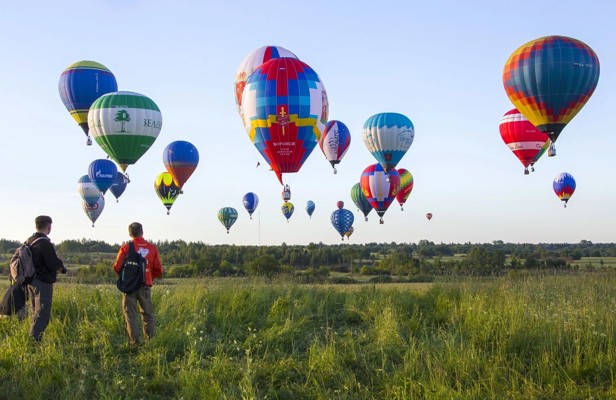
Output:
[503,36,600,143]
[163,140,199,190]
[82,195,105,227]
[345,226,354,239]
[350,182,373,221]
[362,113,414,172]
[499,109,550,174]
[242,192,259,218]
[78,175,102,206]
[88,91,162,171]
[360,164,400,222]
[306,200,315,218]
[154,172,180,214]
[319,120,351,172]
[218,207,238,233]
[88,159,118,194]
[426,213,433,221]
[281,202,295,221]
[109,172,128,201]
[235,46,298,119]
[58,61,118,138]
[553,172,576,207]
[396,168,414,209]
[241,57,328,184]
[331,208,354,239]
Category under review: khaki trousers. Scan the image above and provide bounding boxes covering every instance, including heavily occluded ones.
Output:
[122,285,155,346]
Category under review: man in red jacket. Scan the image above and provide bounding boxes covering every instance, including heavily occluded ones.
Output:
[113,222,163,350]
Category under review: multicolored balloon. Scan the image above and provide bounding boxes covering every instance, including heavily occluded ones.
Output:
[218,207,238,233]
[360,164,400,224]
[241,57,328,184]
[242,192,259,219]
[306,200,315,219]
[82,195,105,227]
[234,46,298,119]
[319,120,351,174]
[88,91,162,171]
[281,202,294,222]
[396,168,414,210]
[426,213,433,221]
[77,175,102,206]
[503,36,600,155]
[88,159,118,194]
[350,182,373,221]
[553,172,576,208]
[362,113,414,172]
[58,61,118,145]
[331,208,354,240]
[154,172,180,215]
[163,141,199,192]
[109,172,128,202]
[499,109,550,174]
[345,226,354,239]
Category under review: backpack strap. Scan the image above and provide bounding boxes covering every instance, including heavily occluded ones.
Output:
[27,237,49,247]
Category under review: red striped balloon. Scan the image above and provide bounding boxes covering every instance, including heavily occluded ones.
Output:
[499,109,550,175]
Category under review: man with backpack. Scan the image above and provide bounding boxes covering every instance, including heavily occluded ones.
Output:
[113,222,163,350]
[26,215,66,342]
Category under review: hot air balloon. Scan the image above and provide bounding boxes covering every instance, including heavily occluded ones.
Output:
[109,172,128,202]
[77,175,102,206]
[331,208,354,240]
[218,207,238,233]
[553,172,576,207]
[281,202,294,222]
[243,192,259,219]
[426,213,433,221]
[345,226,354,240]
[154,172,180,215]
[336,201,344,210]
[499,109,551,174]
[396,168,414,210]
[351,182,373,221]
[282,185,291,202]
[88,159,118,194]
[163,140,199,193]
[234,46,298,119]
[319,120,351,174]
[362,113,414,172]
[360,164,400,224]
[88,91,162,172]
[58,61,118,145]
[241,57,328,185]
[503,36,600,156]
[82,196,105,227]
[306,200,315,219]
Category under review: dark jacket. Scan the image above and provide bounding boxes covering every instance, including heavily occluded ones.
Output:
[27,233,63,284]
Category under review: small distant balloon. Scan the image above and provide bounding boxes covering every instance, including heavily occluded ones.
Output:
[109,172,128,202]
[163,140,199,192]
[306,200,315,219]
[82,195,105,227]
[281,202,294,222]
[331,208,354,240]
[553,173,576,208]
[360,164,400,224]
[78,175,102,206]
[88,159,118,194]
[345,226,354,239]
[426,213,433,221]
[154,172,180,215]
[242,192,259,219]
[336,201,344,210]
[396,168,414,210]
[218,207,239,233]
[350,182,373,221]
[319,120,351,174]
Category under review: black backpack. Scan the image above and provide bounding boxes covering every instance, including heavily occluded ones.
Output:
[116,242,146,294]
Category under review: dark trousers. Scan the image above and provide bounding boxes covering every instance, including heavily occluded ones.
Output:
[27,278,53,341]
[122,285,155,347]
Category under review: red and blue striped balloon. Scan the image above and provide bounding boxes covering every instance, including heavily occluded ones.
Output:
[319,120,351,173]
[163,141,199,191]
[360,164,400,223]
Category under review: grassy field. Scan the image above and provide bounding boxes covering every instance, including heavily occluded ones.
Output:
[1,275,616,399]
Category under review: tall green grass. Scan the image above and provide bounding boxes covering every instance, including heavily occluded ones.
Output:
[1,275,616,399]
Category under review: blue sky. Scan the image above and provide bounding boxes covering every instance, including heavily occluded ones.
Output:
[0,0,614,245]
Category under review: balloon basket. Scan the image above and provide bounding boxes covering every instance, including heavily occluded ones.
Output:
[86,137,93,146]
[379,218,384,224]
[531,166,535,172]
[524,168,529,175]
[548,143,556,157]
[333,169,337,175]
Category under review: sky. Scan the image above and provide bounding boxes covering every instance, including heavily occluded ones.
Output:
[0,0,614,246]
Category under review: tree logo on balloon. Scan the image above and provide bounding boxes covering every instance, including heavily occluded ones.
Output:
[114,109,131,133]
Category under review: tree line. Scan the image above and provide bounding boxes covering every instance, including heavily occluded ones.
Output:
[2,238,615,281]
